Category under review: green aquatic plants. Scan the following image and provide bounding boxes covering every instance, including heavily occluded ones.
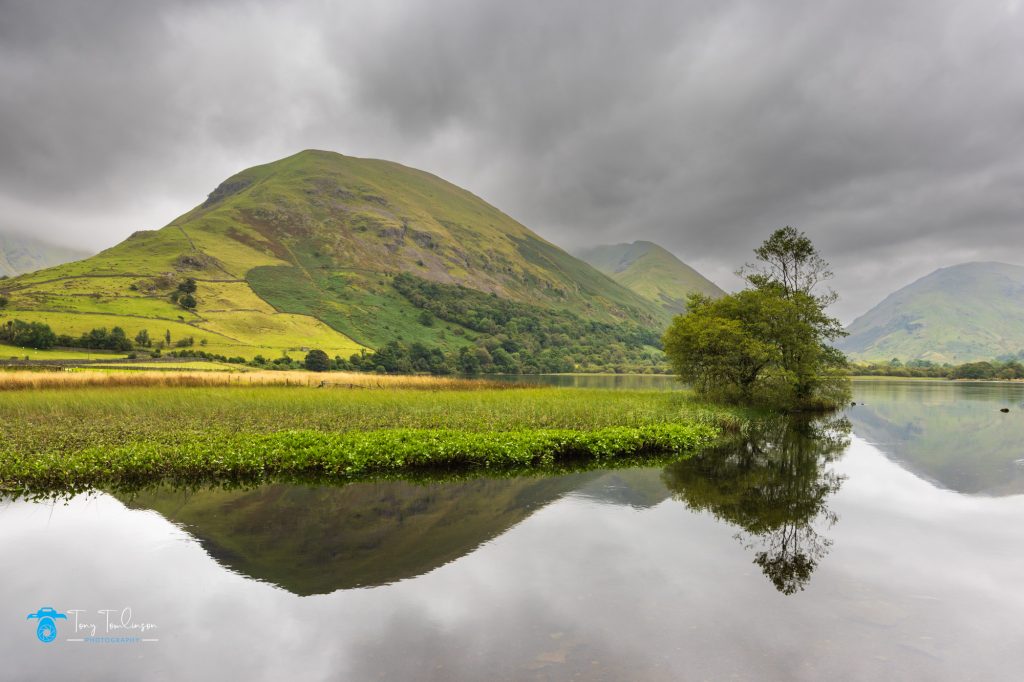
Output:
[662,413,851,595]
[0,386,738,494]
[0,423,718,494]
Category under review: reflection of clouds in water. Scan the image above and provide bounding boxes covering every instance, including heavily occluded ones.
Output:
[832,437,1024,606]
[2,435,1024,680]
[0,495,343,680]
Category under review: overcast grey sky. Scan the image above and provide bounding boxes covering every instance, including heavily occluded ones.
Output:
[1,0,1022,321]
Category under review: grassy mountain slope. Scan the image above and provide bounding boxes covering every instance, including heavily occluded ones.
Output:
[576,241,725,316]
[839,262,1024,362]
[0,151,667,361]
[0,231,90,277]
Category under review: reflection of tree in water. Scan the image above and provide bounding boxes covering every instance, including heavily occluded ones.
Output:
[662,415,850,595]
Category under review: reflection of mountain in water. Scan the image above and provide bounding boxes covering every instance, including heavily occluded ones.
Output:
[571,468,672,508]
[849,381,1024,496]
[121,420,853,597]
[123,472,627,595]
[662,416,850,595]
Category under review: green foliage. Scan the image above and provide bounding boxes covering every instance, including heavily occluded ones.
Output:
[177,278,197,294]
[304,349,331,372]
[179,292,197,309]
[740,226,835,304]
[951,361,1024,380]
[0,295,8,308]
[663,294,776,400]
[849,358,1024,380]
[135,329,151,347]
[0,386,738,493]
[664,228,849,410]
[0,423,719,492]
[64,326,133,351]
[0,319,57,349]
[392,273,664,373]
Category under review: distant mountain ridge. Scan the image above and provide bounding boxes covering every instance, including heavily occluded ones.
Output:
[575,240,725,316]
[839,261,1024,363]
[0,231,90,277]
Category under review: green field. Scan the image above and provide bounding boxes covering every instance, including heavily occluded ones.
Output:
[83,361,242,371]
[0,386,740,493]
[0,343,127,360]
[0,307,364,361]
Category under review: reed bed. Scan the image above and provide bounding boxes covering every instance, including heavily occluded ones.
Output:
[0,384,745,493]
[0,369,522,391]
[1,423,721,493]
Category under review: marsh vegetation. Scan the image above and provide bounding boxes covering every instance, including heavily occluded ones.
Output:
[0,385,741,493]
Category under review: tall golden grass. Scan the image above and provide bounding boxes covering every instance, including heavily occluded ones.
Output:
[0,369,529,391]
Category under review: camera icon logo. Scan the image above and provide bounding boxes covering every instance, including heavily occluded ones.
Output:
[27,607,67,643]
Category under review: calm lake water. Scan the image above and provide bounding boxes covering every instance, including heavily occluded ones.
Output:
[3,379,1024,680]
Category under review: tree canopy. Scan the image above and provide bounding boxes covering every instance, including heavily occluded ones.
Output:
[663,228,849,409]
[739,225,836,304]
[304,349,331,372]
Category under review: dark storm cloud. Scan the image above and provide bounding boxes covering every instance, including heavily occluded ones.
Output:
[1,0,1022,320]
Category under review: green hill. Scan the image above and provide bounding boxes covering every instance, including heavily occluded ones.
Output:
[0,151,669,363]
[576,241,725,316]
[839,262,1024,363]
[0,231,90,278]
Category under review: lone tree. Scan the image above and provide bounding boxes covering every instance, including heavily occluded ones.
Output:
[179,293,197,310]
[739,226,836,303]
[663,227,849,409]
[304,349,331,372]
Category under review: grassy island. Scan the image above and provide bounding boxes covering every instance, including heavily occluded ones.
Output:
[0,376,741,493]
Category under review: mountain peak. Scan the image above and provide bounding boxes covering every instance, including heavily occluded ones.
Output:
[576,240,724,316]
[840,261,1024,362]
[1,151,668,364]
